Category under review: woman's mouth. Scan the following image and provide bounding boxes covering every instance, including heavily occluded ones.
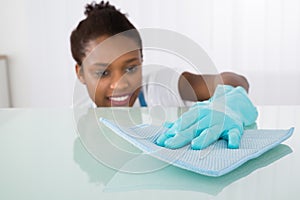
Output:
[108,94,131,106]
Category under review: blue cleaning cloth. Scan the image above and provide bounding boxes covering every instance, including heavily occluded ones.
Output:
[99,118,294,177]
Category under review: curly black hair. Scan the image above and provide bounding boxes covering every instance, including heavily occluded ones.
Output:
[70,1,142,66]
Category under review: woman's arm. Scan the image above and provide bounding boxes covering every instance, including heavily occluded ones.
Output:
[178,71,249,101]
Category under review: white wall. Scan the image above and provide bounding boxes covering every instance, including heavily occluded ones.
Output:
[0,0,299,107]
[0,0,75,107]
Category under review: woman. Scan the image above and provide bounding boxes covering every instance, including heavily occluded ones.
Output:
[70,1,249,107]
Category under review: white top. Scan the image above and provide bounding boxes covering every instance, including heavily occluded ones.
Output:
[134,66,194,107]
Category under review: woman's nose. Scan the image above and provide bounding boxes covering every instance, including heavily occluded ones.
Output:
[110,73,129,90]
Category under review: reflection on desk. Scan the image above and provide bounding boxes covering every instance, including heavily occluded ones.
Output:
[74,138,292,196]
[74,107,293,196]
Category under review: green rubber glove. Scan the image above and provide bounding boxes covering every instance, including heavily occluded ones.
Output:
[156,85,258,150]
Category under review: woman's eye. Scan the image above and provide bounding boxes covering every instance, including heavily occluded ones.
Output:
[95,70,109,77]
[126,65,138,73]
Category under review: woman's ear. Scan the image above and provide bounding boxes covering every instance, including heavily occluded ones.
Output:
[75,64,86,84]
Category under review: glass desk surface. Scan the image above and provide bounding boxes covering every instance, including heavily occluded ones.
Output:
[0,106,299,200]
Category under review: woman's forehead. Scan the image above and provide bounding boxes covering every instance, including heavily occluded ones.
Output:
[83,35,141,67]
[89,51,142,69]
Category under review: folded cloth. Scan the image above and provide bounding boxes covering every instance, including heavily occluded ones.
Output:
[99,118,294,177]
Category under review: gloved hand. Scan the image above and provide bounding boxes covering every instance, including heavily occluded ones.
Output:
[156,85,258,150]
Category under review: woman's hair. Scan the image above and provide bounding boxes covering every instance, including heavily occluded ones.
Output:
[70,1,142,66]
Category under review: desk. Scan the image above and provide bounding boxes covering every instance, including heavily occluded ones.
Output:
[0,106,299,199]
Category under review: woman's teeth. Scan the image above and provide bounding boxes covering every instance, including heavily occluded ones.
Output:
[110,95,129,102]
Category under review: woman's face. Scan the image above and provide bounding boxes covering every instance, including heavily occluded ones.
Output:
[76,35,143,107]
